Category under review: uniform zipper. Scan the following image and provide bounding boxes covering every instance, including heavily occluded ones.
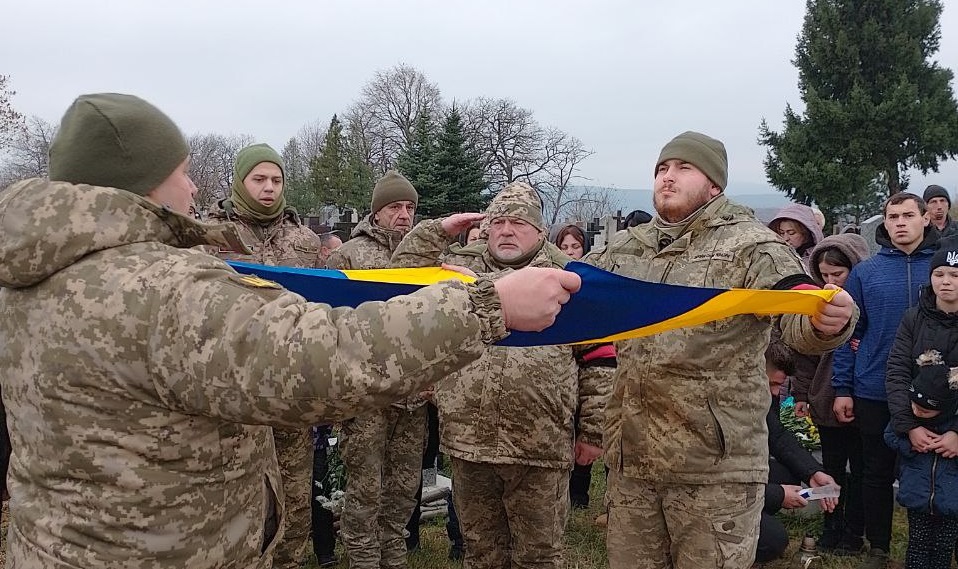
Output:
[929,453,939,515]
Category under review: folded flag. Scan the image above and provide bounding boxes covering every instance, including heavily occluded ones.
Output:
[227,260,836,347]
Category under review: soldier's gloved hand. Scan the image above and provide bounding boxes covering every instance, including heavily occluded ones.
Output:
[441,213,486,236]
[494,267,581,332]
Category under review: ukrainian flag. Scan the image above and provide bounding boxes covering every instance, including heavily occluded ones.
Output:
[227,261,835,347]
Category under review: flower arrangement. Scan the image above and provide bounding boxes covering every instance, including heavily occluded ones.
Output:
[779,396,821,451]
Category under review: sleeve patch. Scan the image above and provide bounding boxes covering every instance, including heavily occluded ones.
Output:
[231,274,283,290]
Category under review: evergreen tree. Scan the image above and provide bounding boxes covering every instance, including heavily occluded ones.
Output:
[397,112,444,216]
[433,107,489,214]
[760,0,958,210]
[307,115,361,212]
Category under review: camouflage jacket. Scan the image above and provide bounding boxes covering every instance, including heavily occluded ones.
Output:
[392,219,613,468]
[206,204,323,268]
[326,214,424,411]
[0,179,507,569]
[584,195,856,484]
[325,214,406,271]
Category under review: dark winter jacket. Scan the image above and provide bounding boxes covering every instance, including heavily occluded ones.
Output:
[791,234,871,427]
[885,424,958,517]
[885,286,958,435]
[832,225,939,402]
[765,396,823,510]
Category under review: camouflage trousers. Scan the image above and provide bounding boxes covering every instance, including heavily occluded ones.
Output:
[451,458,569,569]
[271,427,314,569]
[340,406,427,569]
[606,470,763,569]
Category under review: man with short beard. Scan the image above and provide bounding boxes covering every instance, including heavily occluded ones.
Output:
[584,131,858,569]
[391,182,612,569]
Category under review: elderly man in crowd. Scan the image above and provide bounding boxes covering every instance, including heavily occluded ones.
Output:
[326,171,433,569]
[392,182,613,569]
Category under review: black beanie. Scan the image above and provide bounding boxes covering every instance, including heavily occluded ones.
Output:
[910,351,958,416]
[48,93,189,195]
[923,184,951,208]
[929,237,958,274]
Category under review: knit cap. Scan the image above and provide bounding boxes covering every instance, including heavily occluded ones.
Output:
[655,131,728,190]
[371,171,418,215]
[923,184,951,208]
[48,93,189,195]
[485,181,545,231]
[929,237,958,274]
[230,143,286,221]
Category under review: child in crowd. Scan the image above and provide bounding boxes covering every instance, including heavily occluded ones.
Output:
[885,240,958,569]
[883,352,958,569]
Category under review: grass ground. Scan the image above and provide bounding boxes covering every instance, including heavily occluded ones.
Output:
[303,461,919,569]
[0,463,925,569]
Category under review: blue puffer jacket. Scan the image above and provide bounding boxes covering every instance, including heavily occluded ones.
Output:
[832,225,938,401]
[885,424,958,516]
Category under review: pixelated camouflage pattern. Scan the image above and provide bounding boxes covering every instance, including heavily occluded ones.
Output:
[325,214,406,271]
[392,218,612,467]
[325,212,429,569]
[451,458,568,569]
[206,206,324,569]
[339,406,426,569]
[206,205,323,268]
[584,195,855,484]
[0,179,507,569]
[484,181,545,231]
[605,470,763,569]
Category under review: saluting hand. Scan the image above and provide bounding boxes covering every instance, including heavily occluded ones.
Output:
[441,213,486,237]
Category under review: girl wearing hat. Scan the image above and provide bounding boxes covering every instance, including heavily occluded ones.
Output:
[791,233,870,554]
[885,241,958,569]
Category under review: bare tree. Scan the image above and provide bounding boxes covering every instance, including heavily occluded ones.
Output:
[187,133,254,211]
[463,98,566,189]
[347,63,443,173]
[0,75,25,151]
[560,186,622,225]
[536,133,595,224]
[0,115,57,189]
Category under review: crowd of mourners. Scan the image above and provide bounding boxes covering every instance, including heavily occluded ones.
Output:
[0,91,951,569]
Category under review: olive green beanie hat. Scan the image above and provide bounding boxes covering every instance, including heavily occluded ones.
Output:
[655,131,728,190]
[230,143,286,222]
[48,93,189,195]
[371,170,418,216]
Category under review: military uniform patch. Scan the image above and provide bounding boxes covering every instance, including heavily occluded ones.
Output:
[233,274,282,289]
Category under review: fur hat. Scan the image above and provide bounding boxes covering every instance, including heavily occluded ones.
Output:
[910,350,958,415]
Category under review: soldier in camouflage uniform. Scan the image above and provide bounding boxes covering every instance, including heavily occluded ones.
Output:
[391,182,613,569]
[325,171,428,569]
[207,143,322,569]
[582,131,858,569]
[0,93,581,569]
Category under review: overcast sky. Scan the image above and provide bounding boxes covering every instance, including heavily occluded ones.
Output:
[4,0,958,197]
